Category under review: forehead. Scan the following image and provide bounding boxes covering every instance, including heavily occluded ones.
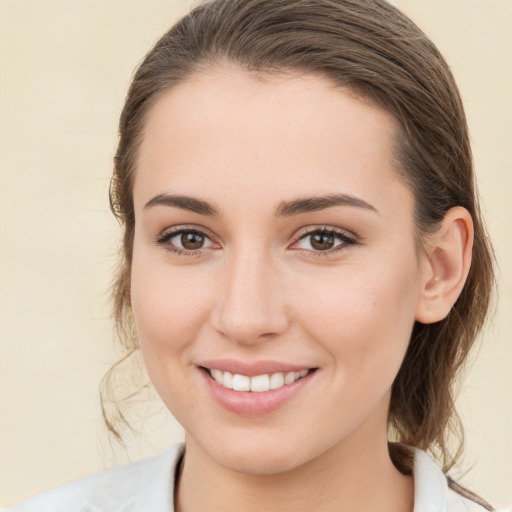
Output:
[134,66,407,213]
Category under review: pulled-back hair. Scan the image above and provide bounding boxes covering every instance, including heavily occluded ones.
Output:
[105,0,495,504]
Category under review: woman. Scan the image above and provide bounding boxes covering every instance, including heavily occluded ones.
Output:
[8,0,498,510]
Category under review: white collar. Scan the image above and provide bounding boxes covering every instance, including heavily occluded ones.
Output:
[412,447,448,512]
[10,442,487,512]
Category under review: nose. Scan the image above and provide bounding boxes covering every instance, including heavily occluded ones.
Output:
[211,250,289,345]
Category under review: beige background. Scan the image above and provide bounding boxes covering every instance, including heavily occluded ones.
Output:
[0,0,510,508]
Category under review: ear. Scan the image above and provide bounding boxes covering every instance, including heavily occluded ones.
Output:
[415,207,474,324]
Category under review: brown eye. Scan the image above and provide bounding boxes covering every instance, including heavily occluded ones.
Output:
[294,228,357,255]
[310,232,335,251]
[181,231,205,250]
[157,228,216,254]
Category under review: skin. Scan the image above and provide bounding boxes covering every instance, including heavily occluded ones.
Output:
[130,65,473,512]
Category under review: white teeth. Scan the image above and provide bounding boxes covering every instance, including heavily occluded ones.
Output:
[269,372,284,389]
[223,371,233,389]
[232,374,251,391]
[284,371,296,385]
[250,374,270,392]
[208,368,309,392]
[211,369,223,384]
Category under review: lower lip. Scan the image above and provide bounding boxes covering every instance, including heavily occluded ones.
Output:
[200,368,315,416]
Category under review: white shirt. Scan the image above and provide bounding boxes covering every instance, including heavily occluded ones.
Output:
[6,443,495,511]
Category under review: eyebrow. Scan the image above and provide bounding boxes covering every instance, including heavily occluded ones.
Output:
[275,193,378,217]
[143,192,378,217]
[144,194,219,216]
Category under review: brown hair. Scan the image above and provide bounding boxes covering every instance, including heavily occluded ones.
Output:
[104,0,495,506]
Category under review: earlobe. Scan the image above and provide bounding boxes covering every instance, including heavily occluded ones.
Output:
[415,207,474,324]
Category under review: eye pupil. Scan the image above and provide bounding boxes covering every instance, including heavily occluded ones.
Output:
[311,232,335,251]
[181,232,204,250]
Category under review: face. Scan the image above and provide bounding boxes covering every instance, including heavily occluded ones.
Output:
[131,66,427,475]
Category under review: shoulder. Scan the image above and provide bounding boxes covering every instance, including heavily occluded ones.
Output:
[446,487,493,512]
[6,443,184,512]
[410,447,493,512]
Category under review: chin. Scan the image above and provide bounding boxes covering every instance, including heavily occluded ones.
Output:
[219,448,304,476]
[192,430,311,476]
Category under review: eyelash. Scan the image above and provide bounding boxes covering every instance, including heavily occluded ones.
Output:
[293,226,357,258]
[154,225,357,258]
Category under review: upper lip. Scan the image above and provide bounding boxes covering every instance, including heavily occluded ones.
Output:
[199,359,314,377]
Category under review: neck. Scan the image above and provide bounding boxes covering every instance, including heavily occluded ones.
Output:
[175,431,413,512]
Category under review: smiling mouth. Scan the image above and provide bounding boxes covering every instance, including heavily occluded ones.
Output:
[202,367,314,392]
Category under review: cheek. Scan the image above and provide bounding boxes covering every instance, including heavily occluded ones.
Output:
[291,259,420,377]
[129,253,208,369]
[130,260,210,413]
